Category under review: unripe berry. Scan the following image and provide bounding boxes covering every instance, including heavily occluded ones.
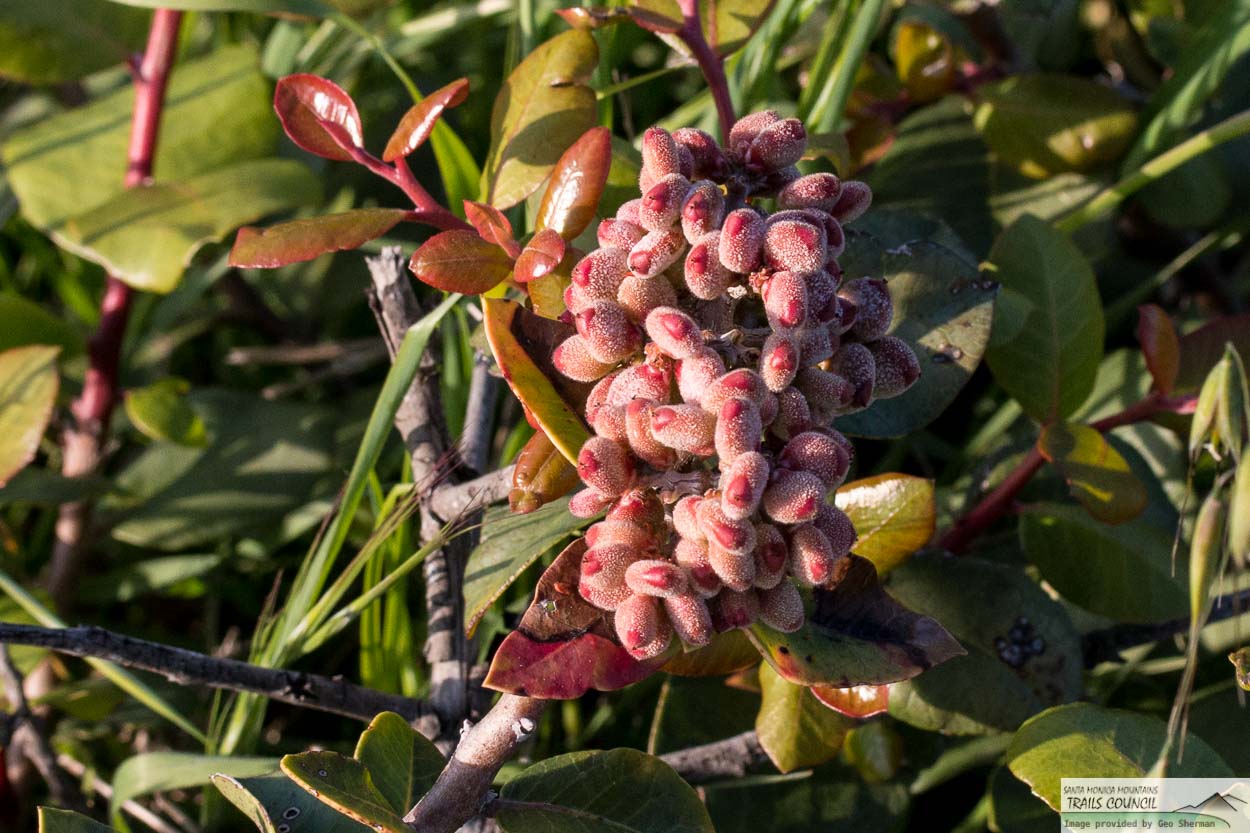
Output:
[760,332,801,392]
[830,180,872,224]
[829,342,876,409]
[813,503,857,560]
[762,468,825,525]
[764,219,826,275]
[680,181,725,242]
[650,404,716,454]
[702,368,771,416]
[639,173,691,231]
[790,524,838,586]
[745,117,806,170]
[625,559,688,598]
[641,126,682,180]
[615,592,672,659]
[644,306,704,359]
[707,543,756,593]
[607,362,671,407]
[807,268,841,322]
[586,519,655,550]
[798,325,836,366]
[753,523,789,589]
[868,336,921,399]
[720,451,770,520]
[780,431,850,490]
[761,270,809,330]
[553,334,616,382]
[794,367,855,424]
[572,247,630,299]
[616,271,678,324]
[778,172,843,212]
[711,589,760,631]
[578,436,636,495]
[629,228,686,278]
[839,278,893,341]
[698,500,757,556]
[664,593,714,647]
[715,397,762,462]
[609,488,667,533]
[576,300,641,364]
[672,495,705,542]
[591,403,628,441]
[758,581,805,632]
[718,208,765,273]
[570,487,615,518]
[771,386,812,440]
[625,399,678,470]
[684,232,735,299]
[579,543,637,609]
[674,535,721,597]
[728,110,780,159]
[672,127,727,180]
[675,348,725,406]
[597,217,646,250]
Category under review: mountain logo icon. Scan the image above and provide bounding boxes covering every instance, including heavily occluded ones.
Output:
[1170,784,1250,832]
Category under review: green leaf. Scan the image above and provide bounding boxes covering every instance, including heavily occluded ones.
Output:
[4,44,278,234]
[111,753,277,828]
[38,807,116,833]
[280,751,409,833]
[748,555,965,687]
[106,390,335,550]
[78,553,223,604]
[496,748,715,833]
[231,209,410,269]
[483,29,599,209]
[835,242,996,438]
[58,158,319,293]
[628,0,778,56]
[0,293,85,356]
[213,773,370,833]
[756,664,851,773]
[352,712,444,814]
[648,674,758,754]
[984,214,1105,422]
[833,474,935,573]
[0,345,59,487]
[104,0,333,14]
[410,230,515,294]
[1019,503,1186,622]
[124,378,207,447]
[0,0,148,84]
[886,553,1083,735]
[987,764,1054,833]
[974,74,1137,179]
[1036,422,1148,524]
[463,496,587,636]
[0,469,111,506]
[1006,703,1232,810]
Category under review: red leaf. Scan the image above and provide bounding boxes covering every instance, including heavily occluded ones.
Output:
[513,229,566,283]
[464,201,521,258]
[535,126,613,241]
[811,684,891,718]
[382,77,470,162]
[1136,304,1180,395]
[274,74,363,162]
[410,230,515,294]
[230,209,409,268]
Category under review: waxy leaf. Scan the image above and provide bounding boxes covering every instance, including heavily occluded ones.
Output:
[231,208,410,268]
[105,0,332,11]
[835,242,996,438]
[484,539,662,698]
[464,201,521,258]
[1037,422,1147,524]
[274,74,363,162]
[749,555,964,687]
[482,297,591,464]
[984,215,1104,422]
[383,77,470,162]
[483,30,599,208]
[463,496,588,636]
[1007,704,1231,810]
[213,773,370,833]
[811,684,890,719]
[1137,304,1179,395]
[410,230,515,294]
[281,752,408,833]
[353,713,444,814]
[0,345,59,487]
[756,664,851,773]
[497,749,715,833]
[37,808,114,833]
[125,378,207,448]
[535,126,613,240]
[111,754,278,828]
[513,229,566,283]
[527,247,578,321]
[662,629,760,677]
[834,474,935,573]
[508,430,580,514]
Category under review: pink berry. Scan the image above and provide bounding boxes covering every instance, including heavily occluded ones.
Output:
[780,431,850,490]
[715,397,762,463]
[761,270,809,330]
[597,217,646,250]
[664,593,714,647]
[650,403,716,454]
[771,386,812,440]
[586,519,655,550]
[629,228,687,278]
[798,325,836,366]
[579,543,637,610]
[830,180,872,224]
[763,219,826,276]
[644,306,704,359]
[578,436,636,495]
[728,110,780,160]
[829,342,876,409]
[672,495,705,542]
[675,348,725,406]
[839,278,893,342]
[616,198,642,225]
[718,208,765,273]
[760,332,801,392]
[674,535,721,598]
[672,127,727,180]
[684,232,735,300]
[868,336,921,399]
[641,126,682,180]
[778,172,843,212]
[813,503,857,560]
[576,300,641,364]
[639,173,691,231]
[762,468,825,525]
[570,488,615,518]
[720,451,770,520]
[591,403,628,441]
[794,367,855,424]
[572,247,631,299]
[609,488,667,532]
[625,399,678,470]
[702,368,770,415]
[607,362,671,407]
[554,334,616,382]
[625,559,689,598]
[698,499,758,556]
[790,524,837,586]
[753,523,789,589]
[615,592,672,658]
[680,181,725,242]
[711,588,761,631]
[708,543,757,593]
[745,117,806,170]
[616,271,678,324]
[758,581,805,632]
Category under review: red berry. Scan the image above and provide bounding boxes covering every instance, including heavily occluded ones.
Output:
[708,543,756,593]
[615,592,672,658]
[578,436,636,495]
[728,110,780,160]
[715,397,762,463]
[798,325,836,366]
[644,306,704,359]
[829,342,876,409]
[839,278,893,341]
[639,173,692,231]
[830,180,872,224]
[771,386,812,440]
[625,559,689,598]
[608,488,667,532]
[616,198,642,225]
[777,172,843,212]
[745,117,806,170]
[576,300,641,364]
[674,535,721,598]
[629,228,687,278]
[579,543,637,610]
[720,451,770,520]
[790,524,837,586]
[760,332,801,392]
[586,519,655,549]
[718,208,765,273]
[794,367,855,424]
[813,503,857,560]
[753,523,789,589]
[672,127,727,180]
[680,181,725,242]
[761,270,809,329]
[702,368,770,415]
[711,588,761,631]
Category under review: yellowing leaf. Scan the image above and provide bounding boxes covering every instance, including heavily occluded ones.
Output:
[834,474,935,573]
[0,345,59,487]
[756,664,851,773]
[1037,422,1148,524]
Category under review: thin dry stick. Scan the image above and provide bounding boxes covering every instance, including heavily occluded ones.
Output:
[0,647,86,812]
[57,753,184,833]
[0,623,429,723]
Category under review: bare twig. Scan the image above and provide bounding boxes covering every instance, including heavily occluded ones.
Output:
[676,0,735,139]
[460,356,502,475]
[660,730,767,783]
[0,623,428,723]
[427,467,515,523]
[57,753,184,833]
[1083,586,1250,666]
[0,647,86,812]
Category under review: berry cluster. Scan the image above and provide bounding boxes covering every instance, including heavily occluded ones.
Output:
[552,111,920,660]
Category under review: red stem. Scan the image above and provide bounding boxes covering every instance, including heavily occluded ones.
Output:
[939,393,1195,554]
[676,0,735,140]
